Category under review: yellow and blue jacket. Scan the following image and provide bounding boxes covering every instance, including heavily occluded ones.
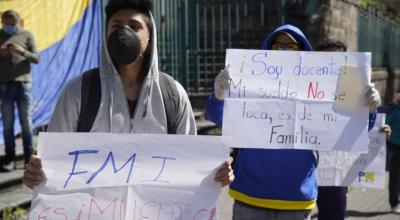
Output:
[205,24,376,210]
[205,92,318,210]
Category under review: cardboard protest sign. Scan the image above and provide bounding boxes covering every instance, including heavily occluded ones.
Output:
[29,133,230,220]
[317,114,386,188]
[223,49,371,151]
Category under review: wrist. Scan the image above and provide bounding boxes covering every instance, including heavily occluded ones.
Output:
[214,92,225,101]
[20,49,26,56]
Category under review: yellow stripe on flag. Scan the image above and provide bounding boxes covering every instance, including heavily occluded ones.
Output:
[0,0,91,51]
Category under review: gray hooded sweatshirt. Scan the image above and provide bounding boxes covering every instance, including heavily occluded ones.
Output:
[48,14,196,135]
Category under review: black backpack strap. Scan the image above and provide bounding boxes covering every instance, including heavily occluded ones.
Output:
[314,150,319,165]
[77,68,101,132]
[159,72,180,134]
[230,148,239,167]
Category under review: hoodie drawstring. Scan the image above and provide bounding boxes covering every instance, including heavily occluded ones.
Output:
[109,90,113,132]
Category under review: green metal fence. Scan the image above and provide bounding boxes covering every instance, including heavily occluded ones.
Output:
[153,0,286,94]
[152,0,186,88]
[358,6,400,69]
[102,0,400,94]
[102,0,288,94]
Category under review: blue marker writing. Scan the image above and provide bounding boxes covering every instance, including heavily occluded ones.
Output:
[86,151,136,184]
[64,150,99,188]
[141,156,176,183]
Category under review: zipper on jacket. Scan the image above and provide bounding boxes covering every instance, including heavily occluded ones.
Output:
[118,77,138,133]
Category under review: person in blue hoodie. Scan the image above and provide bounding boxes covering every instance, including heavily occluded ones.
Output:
[205,24,381,220]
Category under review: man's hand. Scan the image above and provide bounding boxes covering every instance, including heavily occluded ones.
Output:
[7,43,25,55]
[380,124,392,137]
[214,65,230,100]
[0,44,10,56]
[23,155,45,189]
[214,157,234,187]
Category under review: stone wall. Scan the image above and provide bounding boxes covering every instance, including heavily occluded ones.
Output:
[304,0,400,105]
[372,68,388,99]
[307,0,359,50]
[391,69,400,102]
[372,68,400,105]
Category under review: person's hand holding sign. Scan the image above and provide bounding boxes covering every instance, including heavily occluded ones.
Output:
[23,155,45,189]
[380,124,391,137]
[214,157,234,187]
[214,65,230,100]
[365,83,381,113]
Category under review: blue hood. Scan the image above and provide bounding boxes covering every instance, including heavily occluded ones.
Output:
[262,24,313,51]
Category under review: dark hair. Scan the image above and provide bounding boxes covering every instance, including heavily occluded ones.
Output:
[317,39,347,52]
[105,0,152,25]
[1,10,21,21]
[106,1,154,73]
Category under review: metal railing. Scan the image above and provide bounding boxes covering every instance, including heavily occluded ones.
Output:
[153,0,285,94]
[358,6,400,69]
[101,0,400,94]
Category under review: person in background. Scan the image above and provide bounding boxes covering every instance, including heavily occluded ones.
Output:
[0,10,39,171]
[316,39,349,220]
[315,38,389,220]
[205,25,381,220]
[386,93,400,213]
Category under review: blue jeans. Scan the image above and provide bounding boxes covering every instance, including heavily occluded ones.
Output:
[0,82,33,164]
[233,201,311,220]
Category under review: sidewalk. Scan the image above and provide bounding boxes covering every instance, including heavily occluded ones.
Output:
[218,174,400,220]
[339,183,399,220]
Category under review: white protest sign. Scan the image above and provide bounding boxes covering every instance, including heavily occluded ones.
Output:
[223,49,371,151]
[223,99,368,151]
[333,66,367,113]
[29,133,230,220]
[316,114,387,188]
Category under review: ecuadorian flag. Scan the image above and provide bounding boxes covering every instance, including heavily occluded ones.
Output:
[0,0,103,136]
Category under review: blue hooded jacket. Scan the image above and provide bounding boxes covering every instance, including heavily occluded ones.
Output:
[205,24,318,210]
[205,24,377,210]
[262,24,313,51]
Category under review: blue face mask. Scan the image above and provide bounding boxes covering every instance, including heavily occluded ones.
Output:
[3,25,17,35]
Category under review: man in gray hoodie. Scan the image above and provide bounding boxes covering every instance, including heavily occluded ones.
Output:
[23,0,234,189]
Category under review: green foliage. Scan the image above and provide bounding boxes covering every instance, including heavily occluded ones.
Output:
[360,0,400,23]
[2,206,27,220]
[361,0,400,7]
[360,0,400,13]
